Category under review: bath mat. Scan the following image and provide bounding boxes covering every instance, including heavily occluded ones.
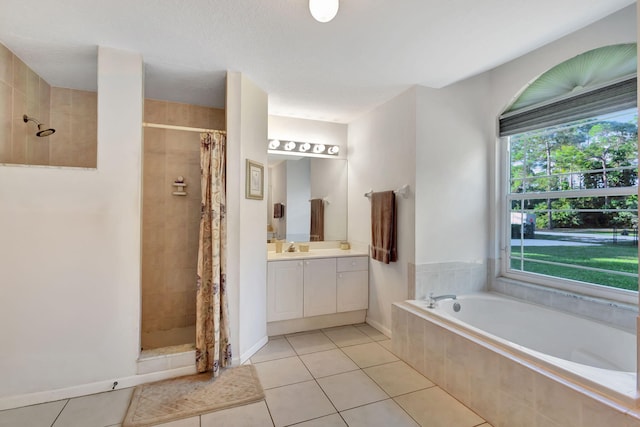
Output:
[122,365,264,427]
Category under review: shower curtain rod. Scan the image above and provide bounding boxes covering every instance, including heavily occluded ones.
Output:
[143,122,226,134]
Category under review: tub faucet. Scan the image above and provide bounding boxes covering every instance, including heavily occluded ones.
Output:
[427,292,457,309]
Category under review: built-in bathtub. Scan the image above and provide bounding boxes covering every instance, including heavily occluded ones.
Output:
[392,292,640,426]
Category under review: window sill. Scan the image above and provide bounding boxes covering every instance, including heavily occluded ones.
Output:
[492,275,638,332]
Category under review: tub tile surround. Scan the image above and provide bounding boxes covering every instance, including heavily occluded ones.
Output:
[392,303,640,427]
[491,278,638,332]
[412,261,487,301]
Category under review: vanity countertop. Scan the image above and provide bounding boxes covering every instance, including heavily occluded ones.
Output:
[267,247,368,261]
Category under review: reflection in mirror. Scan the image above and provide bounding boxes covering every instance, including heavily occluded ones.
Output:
[268,155,347,242]
[0,42,97,168]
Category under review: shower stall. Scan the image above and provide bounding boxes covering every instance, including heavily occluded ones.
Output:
[140,99,225,351]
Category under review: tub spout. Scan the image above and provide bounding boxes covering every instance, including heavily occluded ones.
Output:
[427,292,457,309]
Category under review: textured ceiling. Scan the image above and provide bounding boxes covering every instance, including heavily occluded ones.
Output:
[0,0,635,123]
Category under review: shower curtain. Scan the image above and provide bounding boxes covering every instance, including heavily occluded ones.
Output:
[195,131,231,375]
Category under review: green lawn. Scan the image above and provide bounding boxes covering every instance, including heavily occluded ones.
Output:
[510,243,638,291]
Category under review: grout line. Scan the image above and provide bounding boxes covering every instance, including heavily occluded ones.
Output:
[49,399,69,427]
[261,398,276,427]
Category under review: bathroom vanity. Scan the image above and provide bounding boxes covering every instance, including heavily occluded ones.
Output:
[266,248,369,335]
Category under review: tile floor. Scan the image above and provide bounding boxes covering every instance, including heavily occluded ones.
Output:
[0,324,492,427]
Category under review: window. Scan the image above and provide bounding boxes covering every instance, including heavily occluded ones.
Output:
[505,107,638,293]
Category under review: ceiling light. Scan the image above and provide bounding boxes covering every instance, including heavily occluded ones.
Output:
[284,141,297,151]
[313,144,326,153]
[268,139,281,149]
[327,145,340,155]
[299,142,311,152]
[309,0,339,23]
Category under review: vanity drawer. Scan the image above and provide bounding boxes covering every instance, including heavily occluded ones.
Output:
[337,256,368,272]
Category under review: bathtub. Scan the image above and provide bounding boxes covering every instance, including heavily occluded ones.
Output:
[393,292,639,414]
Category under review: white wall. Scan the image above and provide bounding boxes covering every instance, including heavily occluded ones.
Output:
[348,88,417,334]
[226,72,269,363]
[0,47,143,402]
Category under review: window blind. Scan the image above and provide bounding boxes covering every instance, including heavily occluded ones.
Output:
[499,76,637,137]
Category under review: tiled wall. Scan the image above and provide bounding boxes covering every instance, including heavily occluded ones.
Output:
[0,43,51,165]
[0,42,97,168]
[141,99,225,350]
[411,261,487,300]
[392,303,640,427]
[49,87,97,168]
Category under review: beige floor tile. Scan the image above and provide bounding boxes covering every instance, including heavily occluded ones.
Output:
[154,416,200,426]
[291,413,347,426]
[287,332,337,355]
[201,401,273,426]
[394,388,485,427]
[341,342,398,368]
[376,339,393,353]
[265,380,336,427]
[340,399,419,427]
[254,356,313,389]
[251,338,296,363]
[354,324,388,341]
[316,370,388,412]
[0,400,67,427]
[300,349,359,378]
[364,360,434,397]
[322,326,373,347]
[52,388,133,427]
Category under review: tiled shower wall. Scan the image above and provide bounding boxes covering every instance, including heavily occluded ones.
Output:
[141,99,225,350]
[0,43,97,167]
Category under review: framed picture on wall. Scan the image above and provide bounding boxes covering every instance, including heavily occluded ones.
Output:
[245,159,264,200]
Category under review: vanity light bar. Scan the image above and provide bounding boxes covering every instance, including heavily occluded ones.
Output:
[267,140,340,157]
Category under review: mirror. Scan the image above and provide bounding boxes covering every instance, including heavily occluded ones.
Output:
[268,155,347,242]
[0,42,97,168]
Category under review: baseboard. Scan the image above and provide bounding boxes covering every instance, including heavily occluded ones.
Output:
[240,336,268,364]
[365,316,391,338]
[0,365,196,411]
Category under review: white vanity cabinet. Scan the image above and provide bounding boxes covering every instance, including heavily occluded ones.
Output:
[336,256,369,312]
[267,255,369,323]
[267,259,304,321]
[303,258,337,317]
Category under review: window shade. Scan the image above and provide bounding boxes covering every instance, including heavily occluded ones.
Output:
[499,76,637,137]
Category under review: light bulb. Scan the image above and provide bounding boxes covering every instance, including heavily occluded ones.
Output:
[268,139,281,149]
[284,141,296,151]
[327,145,340,155]
[309,0,339,23]
[299,142,311,152]
[313,144,326,153]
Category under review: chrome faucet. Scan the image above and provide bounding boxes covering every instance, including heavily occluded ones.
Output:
[427,292,457,309]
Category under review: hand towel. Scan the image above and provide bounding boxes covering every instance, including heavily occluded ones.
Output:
[370,191,397,263]
[310,198,325,241]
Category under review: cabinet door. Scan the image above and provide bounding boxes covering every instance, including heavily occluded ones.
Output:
[337,270,369,312]
[267,260,303,322]
[303,258,337,317]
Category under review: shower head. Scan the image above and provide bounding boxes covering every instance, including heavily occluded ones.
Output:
[23,114,56,137]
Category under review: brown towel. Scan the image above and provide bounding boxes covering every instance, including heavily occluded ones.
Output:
[310,198,324,241]
[370,191,397,263]
[273,203,284,219]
